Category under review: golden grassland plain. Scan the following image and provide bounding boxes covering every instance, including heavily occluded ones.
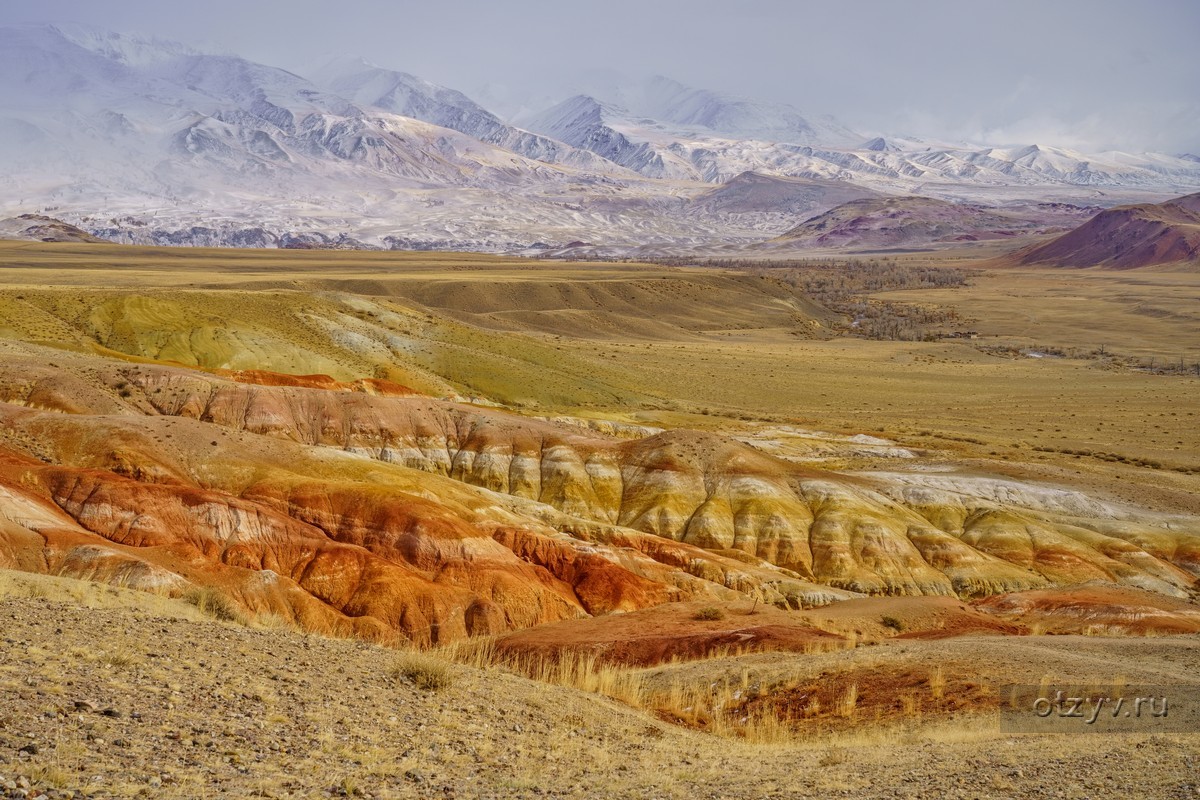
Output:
[0,240,1196,515]
[880,264,1200,362]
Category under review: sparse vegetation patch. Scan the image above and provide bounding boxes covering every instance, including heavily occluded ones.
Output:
[693,606,726,621]
[182,585,246,624]
[392,651,454,691]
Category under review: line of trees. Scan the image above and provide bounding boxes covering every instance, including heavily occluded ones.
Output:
[652,257,971,341]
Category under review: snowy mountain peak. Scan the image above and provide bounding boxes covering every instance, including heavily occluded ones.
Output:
[525,95,610,132]
[862,137,901,152]
[523,74,863,147]
[631,76,862,146]
[1,22,1199,253]
[311,62,614,171]
[314,57,478,115]
[49,22,198,66]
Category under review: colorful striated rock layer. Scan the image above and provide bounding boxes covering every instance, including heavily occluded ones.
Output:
[0,344,1196,643]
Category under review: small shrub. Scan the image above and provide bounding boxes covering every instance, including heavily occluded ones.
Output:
[393,652,453,691]
[693,606,725,621]
[182,585,245,623]
[881,615,904,632]
[818,747,848,766]
[25,764,71,789]
[929,667,945,700]
[100,647,140,670]
[835,683,859,717]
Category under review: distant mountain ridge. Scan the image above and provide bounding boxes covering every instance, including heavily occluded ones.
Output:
[313,58,619,172]
[1,22,1199,252]
[764,196,1098,250]
[1017,192,1200,269]
[686,172,884,229]
[0,213,107,243]
[570,74,863,146]
[521,95,700,179]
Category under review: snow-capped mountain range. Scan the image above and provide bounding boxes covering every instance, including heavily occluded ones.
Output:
[2,23,1199,252]
[313,57,620,173]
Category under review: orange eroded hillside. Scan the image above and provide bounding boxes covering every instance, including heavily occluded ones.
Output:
[1,343,1196,645]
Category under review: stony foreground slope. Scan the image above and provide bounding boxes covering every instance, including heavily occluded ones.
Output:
[0,342,1196,644]
[1,580,1198,799]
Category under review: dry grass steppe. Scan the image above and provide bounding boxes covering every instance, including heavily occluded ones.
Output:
[0,242,1195,487]
[0,240,1198,797]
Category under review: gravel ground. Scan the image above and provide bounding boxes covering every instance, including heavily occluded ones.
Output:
[1,591,1198,799]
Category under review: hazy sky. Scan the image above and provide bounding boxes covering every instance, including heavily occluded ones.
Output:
[4,0,1198,153]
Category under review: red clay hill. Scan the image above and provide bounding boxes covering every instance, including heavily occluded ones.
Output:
[1017,192,1200,269]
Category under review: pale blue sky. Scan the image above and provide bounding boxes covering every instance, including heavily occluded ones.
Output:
[3,0,1198,153]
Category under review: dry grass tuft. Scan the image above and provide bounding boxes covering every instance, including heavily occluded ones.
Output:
[438,645,805,743]
[929,667,945,701]
[98,645,141,671]
[392,651,454,691]
[835,682,859,718]
[433,636,497,671]
[818,747,849,766]
[513,650,646,707]
[181,585,247,624]
[253,611,299,631]
[23,764,72,790]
